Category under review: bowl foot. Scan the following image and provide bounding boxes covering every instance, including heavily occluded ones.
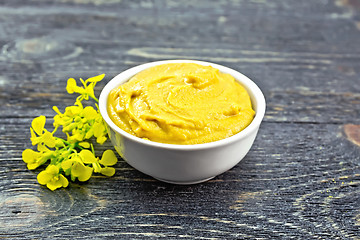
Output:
[153,176,215,185]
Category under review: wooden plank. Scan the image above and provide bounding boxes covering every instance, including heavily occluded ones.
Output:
[1,44,360,93]
[0,122,359,238]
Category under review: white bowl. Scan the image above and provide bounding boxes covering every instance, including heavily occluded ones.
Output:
[99,60,266,184]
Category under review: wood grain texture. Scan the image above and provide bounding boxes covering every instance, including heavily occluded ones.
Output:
[0,0,359,239]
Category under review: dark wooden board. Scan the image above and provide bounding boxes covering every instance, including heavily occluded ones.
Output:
[1,122,360,239]
[0,0,359,239]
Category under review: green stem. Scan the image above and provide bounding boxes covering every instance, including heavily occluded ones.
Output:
[91,143,95,155]
[91,96,99,103]
[52,126,59,135]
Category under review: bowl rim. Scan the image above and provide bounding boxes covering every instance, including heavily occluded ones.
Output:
[99,59,266,150]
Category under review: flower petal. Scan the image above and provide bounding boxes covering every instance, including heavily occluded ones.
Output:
[86,74,105,83]
[99,150,117,166]
[55,139,65,148]
[59,174,69,188]
[85,128,94,139]
[77,165,93,182]
[65,105,82,117]
[78,142,90,148]
[30,127,36,139]
[27,162,42,170]
[22,149,40,164]
[96,136,107,145]
[37,170,52,185]
[47,165,60,175]
[42,131,56,148]
[37,144,49,152]
[61,159,74,171]
[53,115,65,127]
[71,162,86,177]
[46,178,63,191]
[66,78,77,94]
[52,106,62,115]
[32,115,46,135]
[100,167,115,177]
[93,122,105,138]
[82,106,98,120]
[79,149,97,164]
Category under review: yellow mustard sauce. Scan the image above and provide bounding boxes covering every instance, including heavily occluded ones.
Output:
[107,63,255,144]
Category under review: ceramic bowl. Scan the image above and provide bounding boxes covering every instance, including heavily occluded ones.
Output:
[99,60,266,184]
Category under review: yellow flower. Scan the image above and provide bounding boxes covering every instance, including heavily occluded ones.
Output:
[93,118,107,144]
[31,115,46,135]
[37,165,69,191]
[30,129,56,148]
[99,149,117,166]
[23,74,115,190]
[86,74,105,83]
[92,150,118,177]
[66,78,82,94]
[61,150,97,182]
[53,103,106,144]
[66,75,105,101]
[53,106,72,127]
[64,105,82,117]
[96,136,107,145]
[78,142,90,148]
[30,116,56,148]
[55,138,65,148]
[22,149,42,170]
[71,162,93,182]
[82,106,98,120]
